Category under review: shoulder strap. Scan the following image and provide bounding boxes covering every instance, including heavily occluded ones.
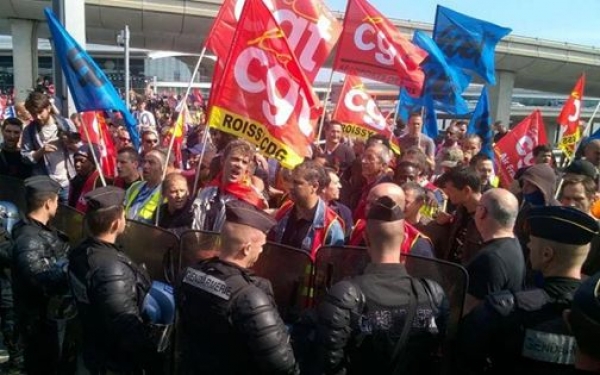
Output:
[389,277,419,375]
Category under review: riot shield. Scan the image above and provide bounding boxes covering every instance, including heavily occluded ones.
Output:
[117,220,179,282]
[400,253,468,339]
[0,176,26,214]
[313,246,370,303]
[252,242,313,322]
[50,204,85,246]
[175,230,221,281]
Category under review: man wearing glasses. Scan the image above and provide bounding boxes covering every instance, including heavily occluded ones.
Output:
[140,129,159,158]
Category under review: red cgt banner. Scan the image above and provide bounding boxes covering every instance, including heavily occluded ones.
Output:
[208,0,319,169]
[332,0,427,96]
[494,109,547,187]
[80,112,117,178]
[557,74,585,159]
[205,0,341,83]
[332,74,399,153]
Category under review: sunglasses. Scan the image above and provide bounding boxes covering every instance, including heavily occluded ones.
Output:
[119,137,132,142]
[144,139,158,144]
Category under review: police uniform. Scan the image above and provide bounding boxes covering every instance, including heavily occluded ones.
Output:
[566,271,600,374]
[316,196,448,375]
[10,176,73,374]
[178,200,298,375]
[68,187,163,375]
[457,206,599,375]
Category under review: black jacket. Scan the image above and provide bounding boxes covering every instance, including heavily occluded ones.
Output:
[177,257,298,375]
[11,217,70,320]
[316,263,448,375]
[68,237,158,373]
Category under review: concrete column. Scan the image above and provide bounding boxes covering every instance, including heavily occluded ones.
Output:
[11,19,38,102]
[488,70,515,128]
[52,0,86,116]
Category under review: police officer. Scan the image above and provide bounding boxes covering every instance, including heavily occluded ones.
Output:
[316,194,448,375]
[178,200,298,375]
[11,176,73,374]
[68,186,165,374]
[458,205,599,375]
[565,271,600,373]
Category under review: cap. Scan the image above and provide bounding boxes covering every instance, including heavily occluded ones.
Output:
[84,187,125,211]
[75,144,101,160]
[224,200,276,233]
[366,196,404,222]
[565,160,598,180]
[572,271,600,324]
[527,205,599,245]
[24,176,61,196]
[187,143,207,156]
[522,163,556,190]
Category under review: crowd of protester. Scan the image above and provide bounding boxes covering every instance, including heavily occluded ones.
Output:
[3,88,600,374]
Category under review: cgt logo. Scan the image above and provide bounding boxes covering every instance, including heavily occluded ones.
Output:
[343,85,386,131]
[354,16,402,68]
[233,29,313,137]
[234,0,336,78]
[516,128,540,168]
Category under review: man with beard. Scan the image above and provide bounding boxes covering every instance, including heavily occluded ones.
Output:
[158,173,193,235]
[178,200,298,375]
[124,149,166,224]
[192,139,266,232]
[0,117,32,179]
[68,144,102,212]
[321,121,355,173]
[113,147,142,190]
[21,92,77,202]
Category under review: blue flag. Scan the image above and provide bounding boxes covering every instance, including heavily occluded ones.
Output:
[433,6,511,85]
[44,8,139,148]
[422,96,439,140]
[467,87,493,158]
[413,30,471,115]
[398,88,423,124]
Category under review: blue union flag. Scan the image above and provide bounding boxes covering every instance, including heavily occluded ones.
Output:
[433,6,511,85]
[44,8,139,148]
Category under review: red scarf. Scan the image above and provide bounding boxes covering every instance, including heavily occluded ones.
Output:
[209,173,266,209]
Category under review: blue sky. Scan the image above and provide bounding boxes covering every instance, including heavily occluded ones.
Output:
[324,0,600,47]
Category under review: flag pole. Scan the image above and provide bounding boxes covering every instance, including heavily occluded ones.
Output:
[162,46,207,181]
[80,113,107,187]
[191,126,212,196]
[315,69,335,147]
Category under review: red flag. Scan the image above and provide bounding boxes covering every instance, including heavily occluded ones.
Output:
[332,74,399,153]
[205,0,341,82]
[208,0,319,169]
[557,74,585,159]
[494,110,547,187]
[80,112,117,178]
[192,88,204,107]
[163,103,188,168]
[332,0,427,95]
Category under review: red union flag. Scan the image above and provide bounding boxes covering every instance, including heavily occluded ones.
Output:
[80,112,117,178]
[208,0,319,169]
[332,0,427,95]
[333,74,399,153]
[205,0,341,82]
[557,74,585,159]
[494,110,547,187]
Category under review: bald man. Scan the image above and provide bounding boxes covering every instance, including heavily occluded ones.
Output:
[464,188,524,315]
[124,148,167,223]
[317,192,447,374]
[349,182,434,258]
[178,200,298,375]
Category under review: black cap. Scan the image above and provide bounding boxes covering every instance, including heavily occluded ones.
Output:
[225,200,276,233]
[565,160,598,180]
[24,176,61,196]
[75,143,101,160]
[528,206,599,245]
[366,196,404,222]
[572,271,600,324]
[84,187,125,211]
